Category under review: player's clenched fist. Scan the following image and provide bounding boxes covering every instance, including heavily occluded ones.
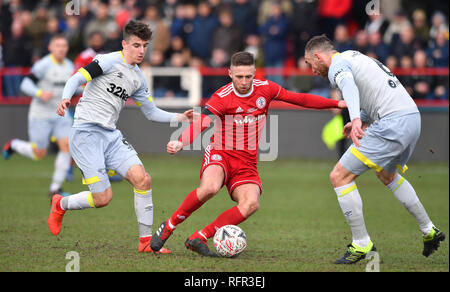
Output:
[167,140,183,154]
[56,98,71,116]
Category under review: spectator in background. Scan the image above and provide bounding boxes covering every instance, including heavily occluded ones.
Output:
[427,30,449,100]
[43,17,61,55]
[334,24,353,52]
[164,52,189,98]
[352,30,369,54]
[430,11,449,40]
[390,26,417,59]
[427,29,449,67]
[398,54,414,95]
[383,11,411,45]
[3,19,32,97]
[285,57,315,94]
[385,55,399,71]
[232,0,258,37]
[259,1,289,86]
[74,31,104,70]
[204,48,230,97]
[364,13,390,36]
[102,23,122,52]
[25,3,48,61]
[142,4,171,60]
[149,49,170,98]
[165,35,192,67]
[186,1,219,62]
[211,7,244,61]
[84,1,118,47]
[64,16,84,60]
[367,31,389,63]
[257,0,292,26]
[291,0,318,61]
[410,49,434,99]
[317,0,352,39]
[244,34,263,67]
[412,9,430,47]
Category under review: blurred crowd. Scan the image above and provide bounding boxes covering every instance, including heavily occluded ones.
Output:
[0,0,448,99]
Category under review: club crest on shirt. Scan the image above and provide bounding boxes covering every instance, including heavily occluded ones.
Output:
[211,154,222,161]
[256,97,266,109]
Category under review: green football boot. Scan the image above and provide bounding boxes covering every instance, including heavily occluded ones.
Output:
[335,241,376,264]
[423,227,445,257]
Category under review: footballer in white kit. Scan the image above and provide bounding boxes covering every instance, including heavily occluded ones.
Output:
[48,20,193,253]
[305,35,445,264]
[3,35,77,197]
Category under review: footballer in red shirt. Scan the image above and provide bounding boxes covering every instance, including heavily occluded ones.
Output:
[151,52,346,256]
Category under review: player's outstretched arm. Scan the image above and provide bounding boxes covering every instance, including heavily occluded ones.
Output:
[276,88,343,109]
[167,107,215,155]
[57,72,87,116]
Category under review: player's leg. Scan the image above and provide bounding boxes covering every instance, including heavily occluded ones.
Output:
[378,168,445,257]
[195,183,260,241]
[48,126,111,235]
[4,118,51,160]
[123,163,160,253]
[48,137,72,196]
[330,159,375,264]
[150,164,225,252]
[49,115,73,196]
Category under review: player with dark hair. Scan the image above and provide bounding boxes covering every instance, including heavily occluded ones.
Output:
[49,20,193,254]
[150,51,346,256]
[3,34,77,197]
[304,35,445,264]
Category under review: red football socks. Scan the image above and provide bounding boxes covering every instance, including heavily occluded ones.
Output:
[200,206,246,239]
[169,189,204,227]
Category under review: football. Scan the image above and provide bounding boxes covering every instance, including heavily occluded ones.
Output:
[213,225,247,257]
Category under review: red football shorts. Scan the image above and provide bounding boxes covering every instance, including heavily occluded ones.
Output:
[200,145,262,195]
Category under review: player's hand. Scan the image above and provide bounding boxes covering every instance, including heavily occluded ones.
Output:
[349,118,365,147]
[343,122,352,139]
[177,109,195,123]
[337,100,346,109]
[39,91,53,102]
[167,140,184,155]
[56,98,70,116]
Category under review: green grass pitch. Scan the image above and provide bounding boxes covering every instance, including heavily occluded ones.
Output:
[0,154,448,272]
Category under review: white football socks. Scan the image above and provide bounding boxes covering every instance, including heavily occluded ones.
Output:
[134,188,153,238]
[334,182,371,247]
[387,174,434,235]
[60,191,95,210]
[10,139,36,160]
[50,151,71,192]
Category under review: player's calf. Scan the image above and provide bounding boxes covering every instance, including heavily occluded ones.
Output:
[91,189,113,208]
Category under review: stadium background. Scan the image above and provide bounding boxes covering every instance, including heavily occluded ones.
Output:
[0,0,448,162]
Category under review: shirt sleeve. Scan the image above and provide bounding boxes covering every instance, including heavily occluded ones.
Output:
[329,59,361,121]
[76,54,112,83]
[20,59,50,98]
[204,92,225,117]
[132,76,178,123]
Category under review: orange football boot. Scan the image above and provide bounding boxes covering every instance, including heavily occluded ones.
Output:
[48,194,66,235]
[139,236,172,254]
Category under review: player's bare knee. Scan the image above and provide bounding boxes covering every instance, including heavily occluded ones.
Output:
[329,167,340,187]
[376,171,396,186]
[138,172,151,190]
[198,184,220,201]
[239,199,259,217]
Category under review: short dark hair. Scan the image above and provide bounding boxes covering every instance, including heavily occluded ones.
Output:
[49,33,68,43]
[123,19,152,41]
[305,35,336,53]
[230,51,255,67]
